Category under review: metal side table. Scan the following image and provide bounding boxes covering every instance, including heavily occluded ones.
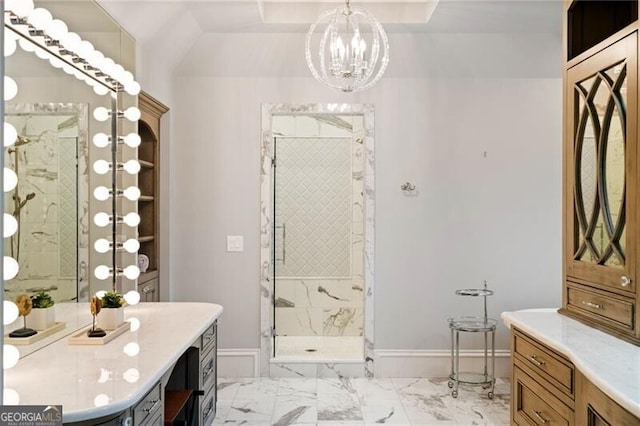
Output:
[447,284,496,399]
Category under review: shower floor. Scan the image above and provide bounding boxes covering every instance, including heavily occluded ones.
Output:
[274,336,364,361]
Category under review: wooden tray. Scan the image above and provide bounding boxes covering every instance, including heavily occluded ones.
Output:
[68,321,130,345]
[5,322,67,345]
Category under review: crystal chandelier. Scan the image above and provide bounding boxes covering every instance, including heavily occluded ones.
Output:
[305,0,389,93]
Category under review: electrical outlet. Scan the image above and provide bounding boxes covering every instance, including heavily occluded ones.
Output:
[227,236,244,252]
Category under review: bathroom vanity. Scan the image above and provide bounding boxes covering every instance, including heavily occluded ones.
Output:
[502,310,640,425]
[4,303,222,426]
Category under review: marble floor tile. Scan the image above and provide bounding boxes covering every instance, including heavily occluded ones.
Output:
[216,377,510,426]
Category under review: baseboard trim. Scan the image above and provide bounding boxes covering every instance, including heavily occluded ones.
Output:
[375,349,511,378]
[218,349,260,378]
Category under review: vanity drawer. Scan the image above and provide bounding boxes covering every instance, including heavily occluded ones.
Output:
[566,284,635,331]
[200,387,217,426]
[200,322,217,357]
[133,383,162,426]
[201,345,216,393]
[513,330,574,397]
[513,366,574,426]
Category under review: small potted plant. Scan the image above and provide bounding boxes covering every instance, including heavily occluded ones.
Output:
[96,291,125,331]
[29,291,55,331]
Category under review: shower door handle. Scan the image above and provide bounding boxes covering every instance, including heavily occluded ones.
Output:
[275,223,286,264]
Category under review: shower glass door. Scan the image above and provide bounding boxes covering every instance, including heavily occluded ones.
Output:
[271,115,365,359]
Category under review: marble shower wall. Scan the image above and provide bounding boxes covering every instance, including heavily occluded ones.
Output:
[273,115,365,337]
[4,104,89,303]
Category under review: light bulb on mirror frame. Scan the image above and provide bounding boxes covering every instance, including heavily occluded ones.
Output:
[28,8,53,32]
[123,239,140,253]
[125,82,141,96]
[123,290,140,305]
[94,212,111,227]
[3,344,20,369]
[123,107,141,122]
[95,290,107,299]
[123,133,141,148]
[4,123,17,147]
[4,168,18,192]
[94,238,111,254]
[4,256,19,281]
[45,19,68,40]
[122,160,141,175]
[3,388,19,405]
[18,37,37,53]
[93,84,109,96]
[123,212,141,227]
[93,133,110,148]
[3,301,19,325]
[93,106,110,122]
[123,342,140,357]
[8,0,35,17]
[93,186,111,201]
[122,265,140,280]
[94,265,111,280]
[93,159,111,175]
[4,214,18,238]
[123,186,141,201]
[4,37,17,57]
[4,76,18,101]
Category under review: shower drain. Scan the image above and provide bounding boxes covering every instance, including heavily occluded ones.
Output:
[305,348,318,352]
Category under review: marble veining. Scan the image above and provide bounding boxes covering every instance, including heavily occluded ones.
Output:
[261,104,375,376]
[502,309,640,418]
[214,377,510,425]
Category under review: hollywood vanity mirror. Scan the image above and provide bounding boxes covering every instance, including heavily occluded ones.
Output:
[3,0,139,357]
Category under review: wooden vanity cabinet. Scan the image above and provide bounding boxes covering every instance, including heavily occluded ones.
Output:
[510,328,640,425]
[561,1,640,345]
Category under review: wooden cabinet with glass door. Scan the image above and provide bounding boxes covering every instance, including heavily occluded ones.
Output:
[137,92,168,302]
[561,3,640,344]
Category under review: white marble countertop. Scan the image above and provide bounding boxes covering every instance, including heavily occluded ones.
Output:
[502,309,640,418]
[4,302,223,423]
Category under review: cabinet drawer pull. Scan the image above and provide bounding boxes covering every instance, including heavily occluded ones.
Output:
[582,301,602,309]
[203,403,215,419]
[143,398,160,413]
[531,410,549,424]
[528,354,545,367]
[621,276,632,287]
[203,364,215,379]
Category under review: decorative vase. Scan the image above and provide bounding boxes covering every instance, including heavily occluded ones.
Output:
[29,307,55,331]
[96,307,124,331]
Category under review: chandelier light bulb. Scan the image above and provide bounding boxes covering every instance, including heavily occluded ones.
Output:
[94,265,111,280]
[4,256,19,281]
[123,133,141,148]
[4,123,17,147]
[123,212,141,227]
[4,37,17,57]
[94,238,111,254]
[3,345,20,369]
[4,168,18,193]
[93,133,110,148]
[3,301,19,325]
[93,186,111,201]
[123,160,141,174]
[28,8,53,31]
[4,214,18,238]
[93,107,110,122]
[123,107,141,122]
[123,290,141,305]
[306,1,389,93]
[123,186,141,201]
[93,160,111,175]
[93,212,111,227]
[123,239,140,253]
[4,77,18,101]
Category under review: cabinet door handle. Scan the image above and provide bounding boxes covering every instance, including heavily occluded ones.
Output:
[203,402,215,419]
[582,301,602,309]
[531,410,549,424]
[621,276,632,287]
[203,364,215,380]
[528,354,545,367]
[143,398,160,413]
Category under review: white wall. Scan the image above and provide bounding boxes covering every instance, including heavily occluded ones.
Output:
[170,62,563,351]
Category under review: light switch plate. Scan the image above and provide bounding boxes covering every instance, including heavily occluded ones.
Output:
[227,235,244,252]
